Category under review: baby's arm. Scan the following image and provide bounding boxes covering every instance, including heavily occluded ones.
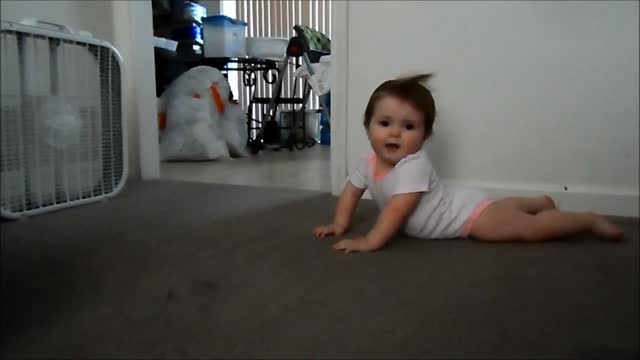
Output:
[333,192,421,252]
[313,181,366,237]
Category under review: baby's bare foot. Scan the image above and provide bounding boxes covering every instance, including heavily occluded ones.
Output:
[542,194,557,211]
[591,215,624,241]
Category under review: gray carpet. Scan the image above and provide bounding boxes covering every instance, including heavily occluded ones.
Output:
[1,180,638,359]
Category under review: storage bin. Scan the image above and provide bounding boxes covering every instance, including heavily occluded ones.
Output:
[183,1,207,23]
[246,37,288,61]
[172,22,202,44]
[202,15,247,58]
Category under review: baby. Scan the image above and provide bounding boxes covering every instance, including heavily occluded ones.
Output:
[313,74,624,253]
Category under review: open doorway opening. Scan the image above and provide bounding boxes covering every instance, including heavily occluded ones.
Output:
[151,0,333,192]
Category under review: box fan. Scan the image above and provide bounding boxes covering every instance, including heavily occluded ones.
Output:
[0,19,127,218]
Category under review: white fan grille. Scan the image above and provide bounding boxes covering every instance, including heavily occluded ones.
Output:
[1,25,124,217]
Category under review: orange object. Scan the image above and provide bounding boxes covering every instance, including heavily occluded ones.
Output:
[210,84,226,113]
[158,112,167,130]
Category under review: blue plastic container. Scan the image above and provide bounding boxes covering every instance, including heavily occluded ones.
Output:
[172,22,203,44]
[320,124,331,145]
[202,15,248,58]
[320,93,331,145]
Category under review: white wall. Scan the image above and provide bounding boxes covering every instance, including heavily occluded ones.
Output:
[0,0,155,180]
[112,1,159,180]
[343,1,639,216]
[0,0,114,40]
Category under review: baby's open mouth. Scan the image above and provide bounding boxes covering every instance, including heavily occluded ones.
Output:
[385,143,400,150]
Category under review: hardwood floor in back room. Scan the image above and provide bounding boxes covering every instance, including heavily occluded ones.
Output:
[160,145,331,192]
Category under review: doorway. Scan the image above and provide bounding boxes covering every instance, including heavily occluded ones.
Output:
[134,0,347,194]
[151,0,333,192]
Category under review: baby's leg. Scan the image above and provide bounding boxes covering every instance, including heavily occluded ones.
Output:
[469,201,623,242]
[498,195,557,214]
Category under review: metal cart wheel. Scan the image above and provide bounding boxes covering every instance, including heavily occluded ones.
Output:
[249,138,262,154]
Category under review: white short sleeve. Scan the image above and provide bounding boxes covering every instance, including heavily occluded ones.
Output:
[348,156,369,190]
[391,150,433,195]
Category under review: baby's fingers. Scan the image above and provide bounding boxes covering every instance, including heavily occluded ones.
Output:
[332,240,350,252]
[313,226,334,238]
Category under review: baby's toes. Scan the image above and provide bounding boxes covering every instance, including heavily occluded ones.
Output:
[593,218,624,241]
[543,194,557,210]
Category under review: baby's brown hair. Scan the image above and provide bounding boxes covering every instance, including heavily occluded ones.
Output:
[363,73,436,139]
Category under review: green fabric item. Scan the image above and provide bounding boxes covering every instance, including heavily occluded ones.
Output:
[295,25,331,52]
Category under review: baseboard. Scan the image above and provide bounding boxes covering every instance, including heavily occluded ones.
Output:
[360,179,639,218]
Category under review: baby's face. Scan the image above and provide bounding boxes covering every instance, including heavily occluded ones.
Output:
[367,96,426,166]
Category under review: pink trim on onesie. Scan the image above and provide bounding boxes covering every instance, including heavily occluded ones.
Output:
[369,154,390,183]
[462,200,497,238]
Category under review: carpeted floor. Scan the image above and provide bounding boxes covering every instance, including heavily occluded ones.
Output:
[1,180,638,359]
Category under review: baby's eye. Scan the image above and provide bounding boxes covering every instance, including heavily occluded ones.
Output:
[405,124,415,130]
[380,120,390,127]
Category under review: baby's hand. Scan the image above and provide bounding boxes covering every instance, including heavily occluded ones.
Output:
[332,237,373,253]
[313,223,346,238]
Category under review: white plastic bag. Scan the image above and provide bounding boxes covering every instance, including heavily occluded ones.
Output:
[220,101,249,157]
[158,66,230,111]
[159,95,230,161]
[159,123,230,161]
[158,66,245,161]
[293,55,331,95]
